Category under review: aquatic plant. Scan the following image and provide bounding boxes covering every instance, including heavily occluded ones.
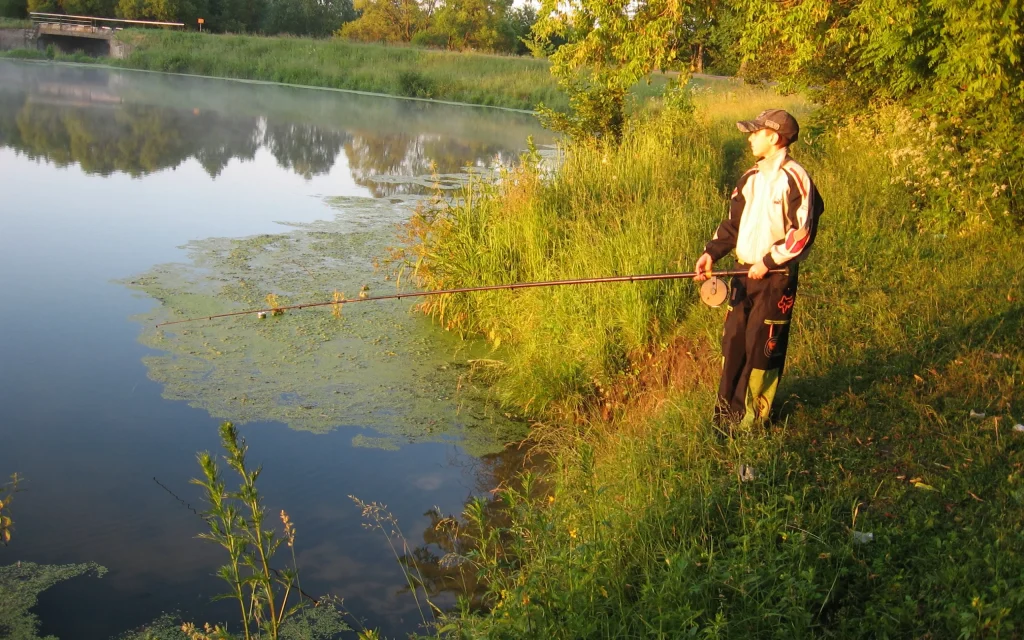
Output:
[0,561,107,640]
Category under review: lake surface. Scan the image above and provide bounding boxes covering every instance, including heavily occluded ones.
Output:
[0,60,553,638]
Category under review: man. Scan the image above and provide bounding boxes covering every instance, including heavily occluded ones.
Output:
[694,109,824,430]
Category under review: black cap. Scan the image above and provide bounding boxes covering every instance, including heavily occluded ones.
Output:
[737,109,799,143]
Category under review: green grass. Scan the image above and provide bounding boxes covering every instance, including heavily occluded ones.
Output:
[398,87,1024,637]
[0,47,98,62]
[109,30,564,111]
[0,17,31,28]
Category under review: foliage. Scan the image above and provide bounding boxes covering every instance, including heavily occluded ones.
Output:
[0,1,28,17]
[25,0,57,11]
[264,0,355,37]
[0,474,18,547]
[0,562,107,640]
[339,0,533,53]
[736,0,1023,225]
[191,421,309,640]
[531,0,698,141]
[339,0,426,43]
[402,84,1024,638]
[116,0,179,23]
[427,0,512,52]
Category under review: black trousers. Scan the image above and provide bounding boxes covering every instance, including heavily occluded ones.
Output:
[715,264,799,428]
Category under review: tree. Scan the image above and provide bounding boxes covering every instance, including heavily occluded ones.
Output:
[60,0,116,15]
[532,0,698,141]
[503,1,537,55]
[0,0,27,18]
[264,0,355,36]
[429,0,511,51]
[736,0,1023,223]
[339,0,426,42]
[26,0,59,12]
[116,0,186,21]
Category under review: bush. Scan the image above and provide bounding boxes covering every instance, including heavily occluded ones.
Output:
[396,69,433,98]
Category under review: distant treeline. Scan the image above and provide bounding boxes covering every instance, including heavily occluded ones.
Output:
[0,0,541,56]
[0,0,743,70]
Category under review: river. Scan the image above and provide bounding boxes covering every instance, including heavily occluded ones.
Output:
[0,60,553,639]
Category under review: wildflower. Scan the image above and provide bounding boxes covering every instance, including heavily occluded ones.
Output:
[569,528,577,539]
[281,510,296,547]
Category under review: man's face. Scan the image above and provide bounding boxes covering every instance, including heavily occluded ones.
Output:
[748,128,778,158]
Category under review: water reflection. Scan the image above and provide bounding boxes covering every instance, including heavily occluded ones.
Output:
[0,59,555,638]
[0,61,550,194]
[398,444,550,610]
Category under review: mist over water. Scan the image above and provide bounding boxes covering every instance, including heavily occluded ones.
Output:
[0,60,552,639]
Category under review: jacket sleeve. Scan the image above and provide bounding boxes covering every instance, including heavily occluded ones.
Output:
[763,167,817,268]
[705,171,752,261]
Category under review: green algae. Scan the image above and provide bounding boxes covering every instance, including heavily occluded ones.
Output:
[0,561,106,640]
[125,193,524,456]
[114,598,351,640]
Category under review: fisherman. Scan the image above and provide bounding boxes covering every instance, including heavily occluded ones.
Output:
[694,109,824,430]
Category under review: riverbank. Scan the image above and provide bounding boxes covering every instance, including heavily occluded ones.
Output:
[0,29,688,112]
[399,85,1024,636]
[0,29,563,110]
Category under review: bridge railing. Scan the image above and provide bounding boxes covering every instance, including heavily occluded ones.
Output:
[29,12,185,33]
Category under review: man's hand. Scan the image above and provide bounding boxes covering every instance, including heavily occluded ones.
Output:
[747,259,769,280]
[694,253,714,281]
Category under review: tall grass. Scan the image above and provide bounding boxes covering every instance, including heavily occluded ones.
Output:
[401,86,1024,637]
[110,30,563,111]
[0,17,31,28]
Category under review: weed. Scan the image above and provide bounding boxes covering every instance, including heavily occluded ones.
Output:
[191,422,305,640]
[350,496,444,635]
[0,473,19,546]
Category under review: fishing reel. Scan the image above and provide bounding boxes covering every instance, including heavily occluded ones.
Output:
[699,276,729,308]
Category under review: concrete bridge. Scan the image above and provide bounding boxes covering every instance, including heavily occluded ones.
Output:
[27,12,184,56]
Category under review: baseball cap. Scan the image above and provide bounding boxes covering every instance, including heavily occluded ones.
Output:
[737,109,799,143]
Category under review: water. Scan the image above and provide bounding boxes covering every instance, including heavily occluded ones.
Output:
[0,60,552,638]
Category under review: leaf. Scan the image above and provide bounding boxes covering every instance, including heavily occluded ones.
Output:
[913,482,937,491]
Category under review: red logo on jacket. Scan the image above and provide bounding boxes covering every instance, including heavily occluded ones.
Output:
[777,295,795,314]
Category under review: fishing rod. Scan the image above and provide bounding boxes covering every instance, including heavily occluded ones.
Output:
[154,267,788,328]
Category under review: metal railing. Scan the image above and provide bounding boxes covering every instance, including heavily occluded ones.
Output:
[29,11,185,34]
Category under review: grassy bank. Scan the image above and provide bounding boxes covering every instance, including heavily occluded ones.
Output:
[1,30,683,111]
[105,30,563,110]
[399,86,1024,637]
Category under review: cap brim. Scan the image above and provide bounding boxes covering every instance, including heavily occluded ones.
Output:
[736,121,762,133]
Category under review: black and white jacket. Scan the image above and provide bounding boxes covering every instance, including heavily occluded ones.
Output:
[705,150,823,269]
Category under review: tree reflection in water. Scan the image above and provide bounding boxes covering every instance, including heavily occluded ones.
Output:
[0,63,539,190]
[395,443,550,611]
